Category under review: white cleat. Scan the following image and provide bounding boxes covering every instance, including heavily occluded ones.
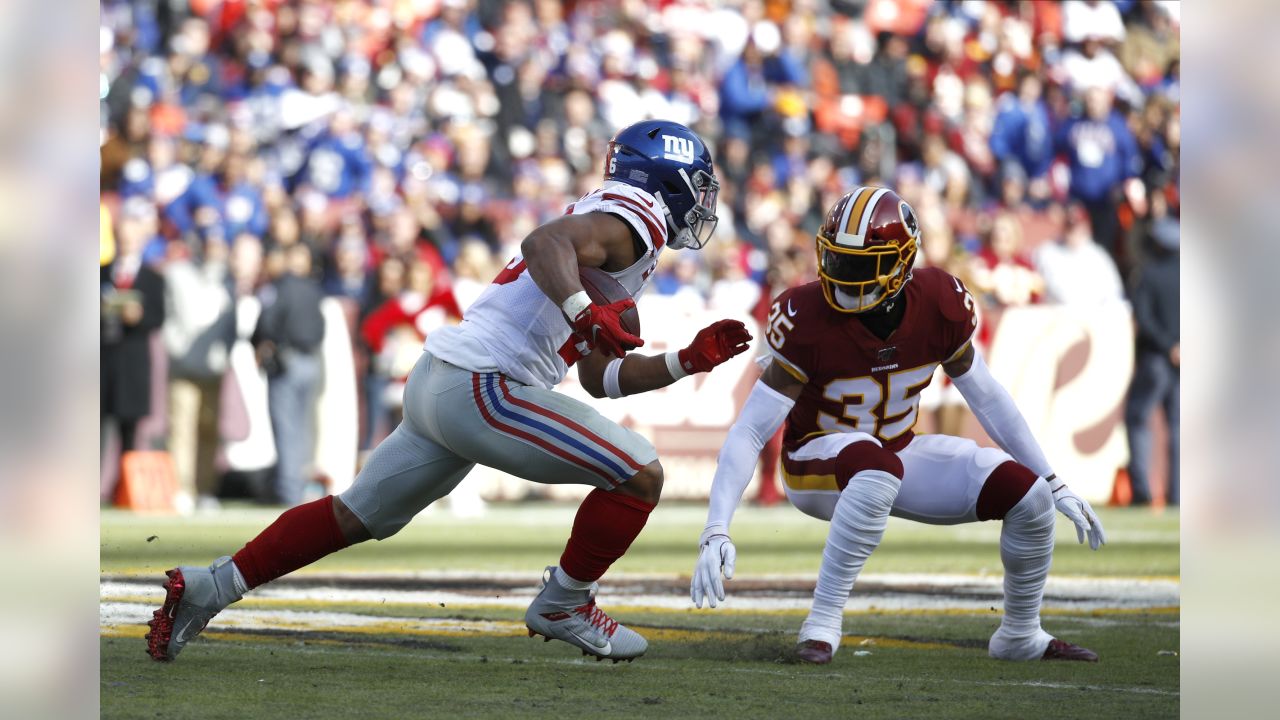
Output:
[523,566,647,663]
[145,556,243,661]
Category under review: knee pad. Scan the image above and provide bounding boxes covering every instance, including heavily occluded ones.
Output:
[976,461,1039,521]
[1002,472,1055,528]
[843,468,902,514]
[834,441,904,491]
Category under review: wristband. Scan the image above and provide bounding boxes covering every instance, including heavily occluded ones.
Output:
[699,523,729,547]
[561,290,591,319]
[665,351,688,380]
[603,357,625,399]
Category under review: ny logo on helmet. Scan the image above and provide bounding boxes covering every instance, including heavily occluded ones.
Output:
[662,135,695,164]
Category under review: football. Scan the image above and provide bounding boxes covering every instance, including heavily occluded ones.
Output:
[578,265,641,337]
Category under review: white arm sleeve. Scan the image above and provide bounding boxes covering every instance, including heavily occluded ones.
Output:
[704,379,796,536]
[949,350,1054,478]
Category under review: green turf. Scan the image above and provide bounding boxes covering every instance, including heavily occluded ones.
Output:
[101,503,1178,578]
[101,504,1179,718]
[102,610,1179,719]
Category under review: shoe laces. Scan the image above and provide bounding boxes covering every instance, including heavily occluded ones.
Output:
[573,599,619,638]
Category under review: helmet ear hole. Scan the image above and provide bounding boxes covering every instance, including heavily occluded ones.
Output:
[646,127,661,139]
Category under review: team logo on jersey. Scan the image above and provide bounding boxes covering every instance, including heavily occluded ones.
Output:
[662,135,695,164]
[877,346,898,364]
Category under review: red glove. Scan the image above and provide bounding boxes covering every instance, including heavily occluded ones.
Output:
[677,319,753,374]
[570,298,644,358]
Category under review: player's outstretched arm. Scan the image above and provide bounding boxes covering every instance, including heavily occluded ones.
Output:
[577,319,753,399]
[691,361,801,608]
[943,344,1106,550]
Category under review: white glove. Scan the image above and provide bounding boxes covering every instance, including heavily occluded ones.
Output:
[1048,476,1106,551]
[691,525,737,609]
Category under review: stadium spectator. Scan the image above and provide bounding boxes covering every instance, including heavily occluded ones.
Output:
[968,212,1043,309]
[1060,35,1142,107]
[451,241,498,312]
[254,243,326,506]
[1055,87,1143,272]
[1035,203,1124,306]
[96,0,1179,509]
[1125,197,1179,507]
[163,233,236,511]
[101,200,166,465]
[990,71,1054,199]
[360,258,462,430]
[322,227,373,304]
[1062,0,1126,45]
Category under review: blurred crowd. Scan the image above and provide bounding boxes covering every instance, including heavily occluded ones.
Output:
[99,0,1180,508]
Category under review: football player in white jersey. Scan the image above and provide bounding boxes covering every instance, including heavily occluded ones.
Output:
[146,120,752,663]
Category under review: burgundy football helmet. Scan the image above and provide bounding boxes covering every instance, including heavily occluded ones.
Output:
[815,186,922,313]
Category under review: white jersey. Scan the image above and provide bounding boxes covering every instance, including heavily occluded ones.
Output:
[427,182,668,388]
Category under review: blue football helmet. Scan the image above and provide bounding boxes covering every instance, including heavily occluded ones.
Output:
[603,120,719,250]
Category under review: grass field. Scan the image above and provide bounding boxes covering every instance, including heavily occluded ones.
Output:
[101,504,1179,719]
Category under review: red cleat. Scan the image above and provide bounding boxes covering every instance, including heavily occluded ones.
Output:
[143,557,241,662]
[145,568,187,662]
[1042,638,1099,662]
[796,639,834,664]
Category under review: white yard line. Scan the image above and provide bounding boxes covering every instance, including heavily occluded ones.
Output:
[102,602,523,635]
[102,569,1178,640]
[101,572,1179,615]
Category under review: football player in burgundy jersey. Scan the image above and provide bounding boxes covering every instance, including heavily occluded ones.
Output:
[145,120,753,664]
[690,186,1106,664]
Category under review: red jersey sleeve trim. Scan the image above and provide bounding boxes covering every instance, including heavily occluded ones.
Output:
[601,192,667,250]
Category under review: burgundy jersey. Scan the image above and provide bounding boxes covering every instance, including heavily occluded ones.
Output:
[765,267,979,454]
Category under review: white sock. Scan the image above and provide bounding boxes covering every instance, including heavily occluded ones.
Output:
[209,556,245,606]
[800,470,901,653]
[991,479,1055,658]
[229,561,249,598]
[554,567,594,591]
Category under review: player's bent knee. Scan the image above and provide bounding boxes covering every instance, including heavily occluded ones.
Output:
[835,441,904,489]
[976,461,1039,521]
[334,492,401,541]
[332,496,376,542]
[617,460,663,505]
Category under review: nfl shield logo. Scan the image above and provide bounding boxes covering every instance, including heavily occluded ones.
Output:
[877,346,897,364]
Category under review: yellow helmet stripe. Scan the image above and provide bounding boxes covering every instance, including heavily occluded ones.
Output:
[854,187,892,239]
[835,186,891,248]
[836,187,874,246]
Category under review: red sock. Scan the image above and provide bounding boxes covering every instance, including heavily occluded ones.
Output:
[231,495,351,590]
[558,489,656,583]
